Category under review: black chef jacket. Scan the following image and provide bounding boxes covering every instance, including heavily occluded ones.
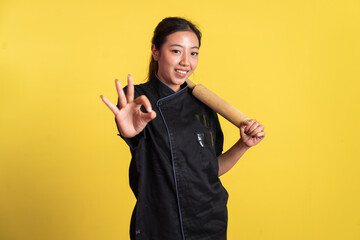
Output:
[117,76,229,240]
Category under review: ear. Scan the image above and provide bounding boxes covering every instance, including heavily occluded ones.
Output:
[151,44,159,61]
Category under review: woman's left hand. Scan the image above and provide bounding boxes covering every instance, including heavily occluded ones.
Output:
[239,119,265,148]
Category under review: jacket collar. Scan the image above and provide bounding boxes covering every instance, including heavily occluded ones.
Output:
[150,74,188,99]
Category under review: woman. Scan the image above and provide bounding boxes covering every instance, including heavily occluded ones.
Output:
[101,17,265,240]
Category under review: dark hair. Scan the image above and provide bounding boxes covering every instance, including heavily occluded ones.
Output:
[147,17,202,82]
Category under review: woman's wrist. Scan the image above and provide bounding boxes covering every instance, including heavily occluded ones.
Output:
[237,139,251,151]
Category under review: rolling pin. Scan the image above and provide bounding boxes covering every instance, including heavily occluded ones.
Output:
[186,79,250,127]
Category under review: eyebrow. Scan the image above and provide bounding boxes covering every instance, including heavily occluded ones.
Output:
[169,44,199,49]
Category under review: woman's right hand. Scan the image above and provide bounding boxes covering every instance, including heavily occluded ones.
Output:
[100,74,156,138]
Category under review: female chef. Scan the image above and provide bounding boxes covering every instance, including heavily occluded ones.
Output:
[101,17,265,240]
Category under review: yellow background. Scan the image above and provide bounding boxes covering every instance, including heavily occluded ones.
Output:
[1,0,359,239]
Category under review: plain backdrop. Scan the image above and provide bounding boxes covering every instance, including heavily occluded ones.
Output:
[1,0,359,239]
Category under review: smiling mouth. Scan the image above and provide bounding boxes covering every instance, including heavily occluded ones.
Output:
[175,69,187,74]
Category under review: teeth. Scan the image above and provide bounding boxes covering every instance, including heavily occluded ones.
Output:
[176,70,187,74]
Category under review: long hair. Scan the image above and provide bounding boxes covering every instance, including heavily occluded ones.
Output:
[147,17,202,82]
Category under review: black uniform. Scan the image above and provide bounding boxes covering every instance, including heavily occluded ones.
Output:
[118,76,229,240]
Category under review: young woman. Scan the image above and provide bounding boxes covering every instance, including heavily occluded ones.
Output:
[101,17,265,240]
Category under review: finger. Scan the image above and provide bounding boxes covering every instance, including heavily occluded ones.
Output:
[248,122,262,135]
[240,119,251,129]
[126,74,134,103]
[244,119,256,134]
[115,79,127,109]
[140,110,157,122]
[134,95,153,113]
[100,95,119,115]
[254,131,265,138]
[249,126,264,137]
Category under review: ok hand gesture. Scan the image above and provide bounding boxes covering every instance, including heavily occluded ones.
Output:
[100,75,156,138]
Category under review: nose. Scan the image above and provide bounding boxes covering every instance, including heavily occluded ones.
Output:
[179,52,190,66]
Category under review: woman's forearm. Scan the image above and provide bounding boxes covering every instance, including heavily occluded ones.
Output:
[218,140,250,177]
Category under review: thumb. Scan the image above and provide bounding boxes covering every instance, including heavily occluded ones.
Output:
[240,120,251,135]
[240,120,249,129]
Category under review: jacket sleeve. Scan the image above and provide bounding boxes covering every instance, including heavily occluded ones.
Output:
[212,111,224,157]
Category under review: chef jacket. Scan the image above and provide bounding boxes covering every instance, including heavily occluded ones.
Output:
[117,76,229,240]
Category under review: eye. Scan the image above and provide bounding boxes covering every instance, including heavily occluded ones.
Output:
[171,50,180,54]
[191,52,199,56]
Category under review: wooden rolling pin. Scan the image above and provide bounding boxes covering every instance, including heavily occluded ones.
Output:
[186,79,250,127]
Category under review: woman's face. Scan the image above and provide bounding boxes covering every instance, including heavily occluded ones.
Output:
[152,31,199,92]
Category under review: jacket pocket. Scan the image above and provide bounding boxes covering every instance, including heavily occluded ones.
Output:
[196,131,217,169]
